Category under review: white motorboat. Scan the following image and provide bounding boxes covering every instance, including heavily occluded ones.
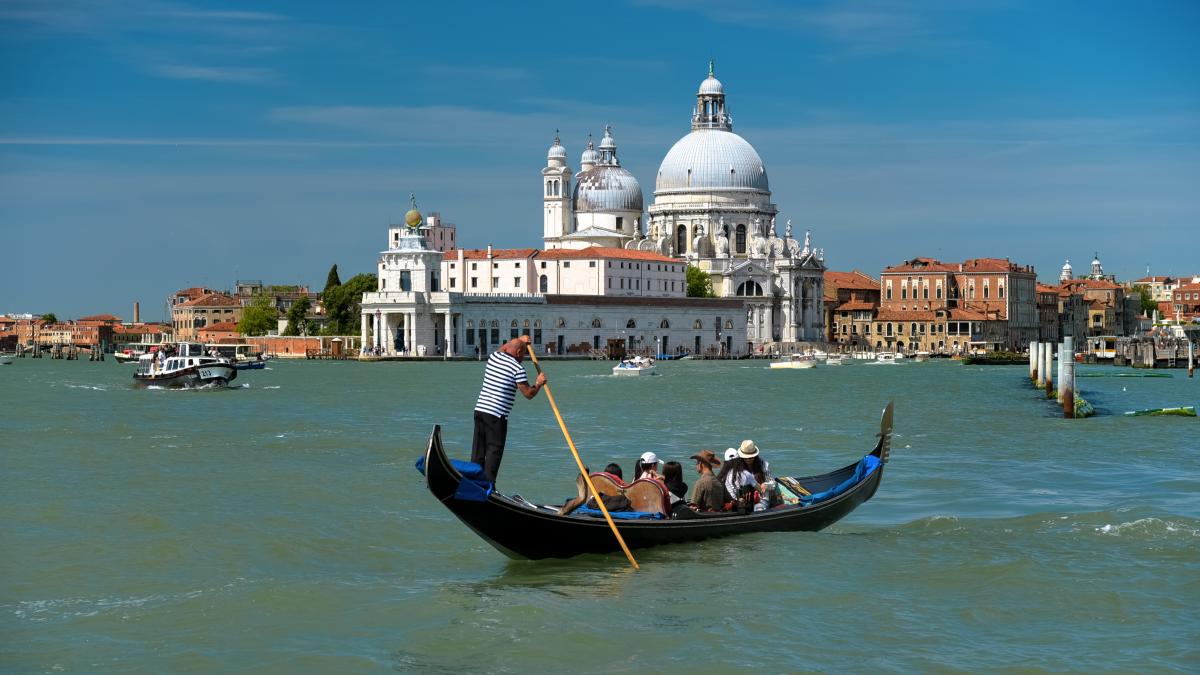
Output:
[133,342,237,388]
[914,351,930,363]
[824,355,846,366]
[612,355,656,376]
[769,354,817,369]
[875,352,903,364]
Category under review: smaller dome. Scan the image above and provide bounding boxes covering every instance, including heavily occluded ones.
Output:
[1062,259,1072,271]
[599,125,616,151]
[547,133,566,160]
[698,74,724,96]
[581,136,599,166]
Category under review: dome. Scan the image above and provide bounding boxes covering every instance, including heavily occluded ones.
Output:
[599,125,617,151]
[580,137,599,166]
[1062,259,1072,271]
[655,129,769,194]
[698,74,724,96]
[573,165,643,213]
[547,134,566,160]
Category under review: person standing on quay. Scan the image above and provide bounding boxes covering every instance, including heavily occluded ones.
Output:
[472,335,547,482]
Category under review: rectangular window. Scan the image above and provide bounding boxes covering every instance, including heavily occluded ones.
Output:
[400,271,412,292]
[492,277,499,287]
[466,330,475,345]
[493,263,498,269]
[593,335,601,348]
[450,278,456,288]
[430,272,440,292]
[471,277,478,288]
[491,328,499,344]
[901,286,907,300]
[513,277,520,288]
[471,262,477,270]
[589,261,596,268]
[533,328,542,344]
[511,328,518,339]
[564,262,571,268]
[540,261,546,269]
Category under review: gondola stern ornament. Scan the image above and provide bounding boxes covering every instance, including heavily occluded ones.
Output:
[877,401,894,464]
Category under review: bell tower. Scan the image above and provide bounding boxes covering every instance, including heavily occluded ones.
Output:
[542,131,572,247]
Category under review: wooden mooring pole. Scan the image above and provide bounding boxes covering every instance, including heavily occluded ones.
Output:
[1044,342,1054,398]
[1189,339,1194,378]
[1063,336,1075,418]
[1057,342,1065,402]
[1030,340,1039,382]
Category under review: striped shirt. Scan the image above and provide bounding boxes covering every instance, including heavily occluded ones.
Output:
[474,350,529,418]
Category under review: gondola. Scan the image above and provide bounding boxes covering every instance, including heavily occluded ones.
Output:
[418,402,894,561]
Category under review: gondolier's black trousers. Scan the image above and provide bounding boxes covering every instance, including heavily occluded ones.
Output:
[471,411,508,482]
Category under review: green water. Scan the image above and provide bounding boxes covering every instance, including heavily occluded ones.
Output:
[2,358,1197,672]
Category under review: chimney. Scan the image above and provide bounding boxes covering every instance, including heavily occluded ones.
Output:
[134,302,140,324]
[487,244,493,260]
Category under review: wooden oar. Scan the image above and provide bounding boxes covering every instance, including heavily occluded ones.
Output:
[526,345,640,570]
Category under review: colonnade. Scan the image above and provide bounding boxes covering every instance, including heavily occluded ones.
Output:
[360,310,459,357]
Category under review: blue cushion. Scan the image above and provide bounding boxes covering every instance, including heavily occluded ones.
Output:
[574,506,664,520]
[800,454,881,506]
[414,455,493,501]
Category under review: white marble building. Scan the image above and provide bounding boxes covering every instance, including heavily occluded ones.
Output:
[360,64,827,357]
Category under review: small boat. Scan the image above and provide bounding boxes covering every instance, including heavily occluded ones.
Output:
[612,356,655,376]
[770,354,817,369]
[875,352,902,364]
[133,342,237,388]
[207,343,268,370]
[809,349,829,362]
[913,351,930,363]
[0,355,13,365]
[113,349,145,364]
[825,355,846,366]
[417,402,894,561]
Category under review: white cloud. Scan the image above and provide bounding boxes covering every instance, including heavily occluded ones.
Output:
[151,64,276,83]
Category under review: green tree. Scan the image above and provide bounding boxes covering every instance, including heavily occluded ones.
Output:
[40,313,57,323]
[686,265,716,298]
[283,295,312,336]
[324,264,342,292]
[322,273,377,334]
[1135,285,1157,316]
[237,294,278,336]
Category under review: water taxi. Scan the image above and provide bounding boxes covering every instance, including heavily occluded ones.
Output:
[769,354,817,369]
[612,355,656,376]
[133,342,237,388]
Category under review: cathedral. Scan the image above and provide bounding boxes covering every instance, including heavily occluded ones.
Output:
[540,63,827,344]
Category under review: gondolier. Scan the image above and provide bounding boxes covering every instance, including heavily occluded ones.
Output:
[472,335,546,482]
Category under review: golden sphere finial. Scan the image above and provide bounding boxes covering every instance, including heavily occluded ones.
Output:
[404,193,422,229]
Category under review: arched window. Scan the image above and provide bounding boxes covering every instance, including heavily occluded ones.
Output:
[886,323,894,336]
[983,284,990,299]
[659,319,670,329]
[591,318,602,328]
[466,320,474,329]
[626,319,637,329]
[523,319,530,328]
[539,275,548,292]
[910,322,917,335]
[676,225,687,256]
[735,281,764,296]
[724,320,734,329]
[693,319,703,329]
[533,320,540,328]
[490,320,498,328]
[545,181,552,197]
[511,320,518,328]
[735,224,746,254]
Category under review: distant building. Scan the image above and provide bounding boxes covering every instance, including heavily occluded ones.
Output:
[876,257,1038,352]
[1166,282,1200,323]
[1059,278,1139,336]
[1131,275,1179,303]
[197,321,242,342]
[172,292,242,341]
[1036,284,1061,343]
[824,270,880,346]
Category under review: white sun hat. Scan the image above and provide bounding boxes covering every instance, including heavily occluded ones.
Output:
[639,451,660,466]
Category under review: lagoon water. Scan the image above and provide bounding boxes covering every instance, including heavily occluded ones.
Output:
[2,357,1197,672]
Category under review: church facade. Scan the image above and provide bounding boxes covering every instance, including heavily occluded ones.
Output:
[360,65,826,357]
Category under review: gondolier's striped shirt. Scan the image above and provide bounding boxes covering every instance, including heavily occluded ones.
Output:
[474,351,528,418]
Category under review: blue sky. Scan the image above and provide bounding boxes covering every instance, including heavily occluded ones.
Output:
[2,0,1197,320]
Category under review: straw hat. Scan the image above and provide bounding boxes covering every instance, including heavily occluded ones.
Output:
[737,440,760,459]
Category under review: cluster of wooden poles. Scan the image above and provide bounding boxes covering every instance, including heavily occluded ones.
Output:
[1030,337,1082,418]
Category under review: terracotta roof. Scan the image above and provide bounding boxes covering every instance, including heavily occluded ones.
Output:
[883,257,960,273]
[443,248,538,261]
[1063,278,1121,291]
[835,300,878,311]
[1036,283,1060,294]
[961,257,1028,273]
[174,286,218,300]
[536,247,679,263]
[825,270,879,290]
[179,292,241,308]
[1134,276,1173,283]
[1175,283,1200,293]
[78,313,123,322]
[949,308,991,321]
[198,321,240,333]
[114,323,170,334]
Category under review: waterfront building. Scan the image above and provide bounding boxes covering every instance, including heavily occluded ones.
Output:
[1036,284,1061,343]
[360,222,745,357]
[1058,278,1139,336]
[111,322,172,350]
[824,270,880,347]
[171,292,242,341]
[198,321,242,343]
[876,257,1038,352]
[1166,282,1200,323]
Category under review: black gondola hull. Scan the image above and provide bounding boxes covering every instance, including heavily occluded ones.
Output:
[422,416,889,560]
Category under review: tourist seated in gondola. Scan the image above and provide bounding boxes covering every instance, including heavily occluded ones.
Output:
[661,461,687,499]
[717,440,776,512]
[633,451,662,481]
[603,463,624,481]
[688,450,725,512]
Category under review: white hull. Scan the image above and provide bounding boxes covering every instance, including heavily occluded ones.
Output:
[612,365,655,376]
[770,356,817,369]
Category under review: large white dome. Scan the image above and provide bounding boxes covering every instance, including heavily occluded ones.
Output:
[573,165,643,213]
[655,129,769,194]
